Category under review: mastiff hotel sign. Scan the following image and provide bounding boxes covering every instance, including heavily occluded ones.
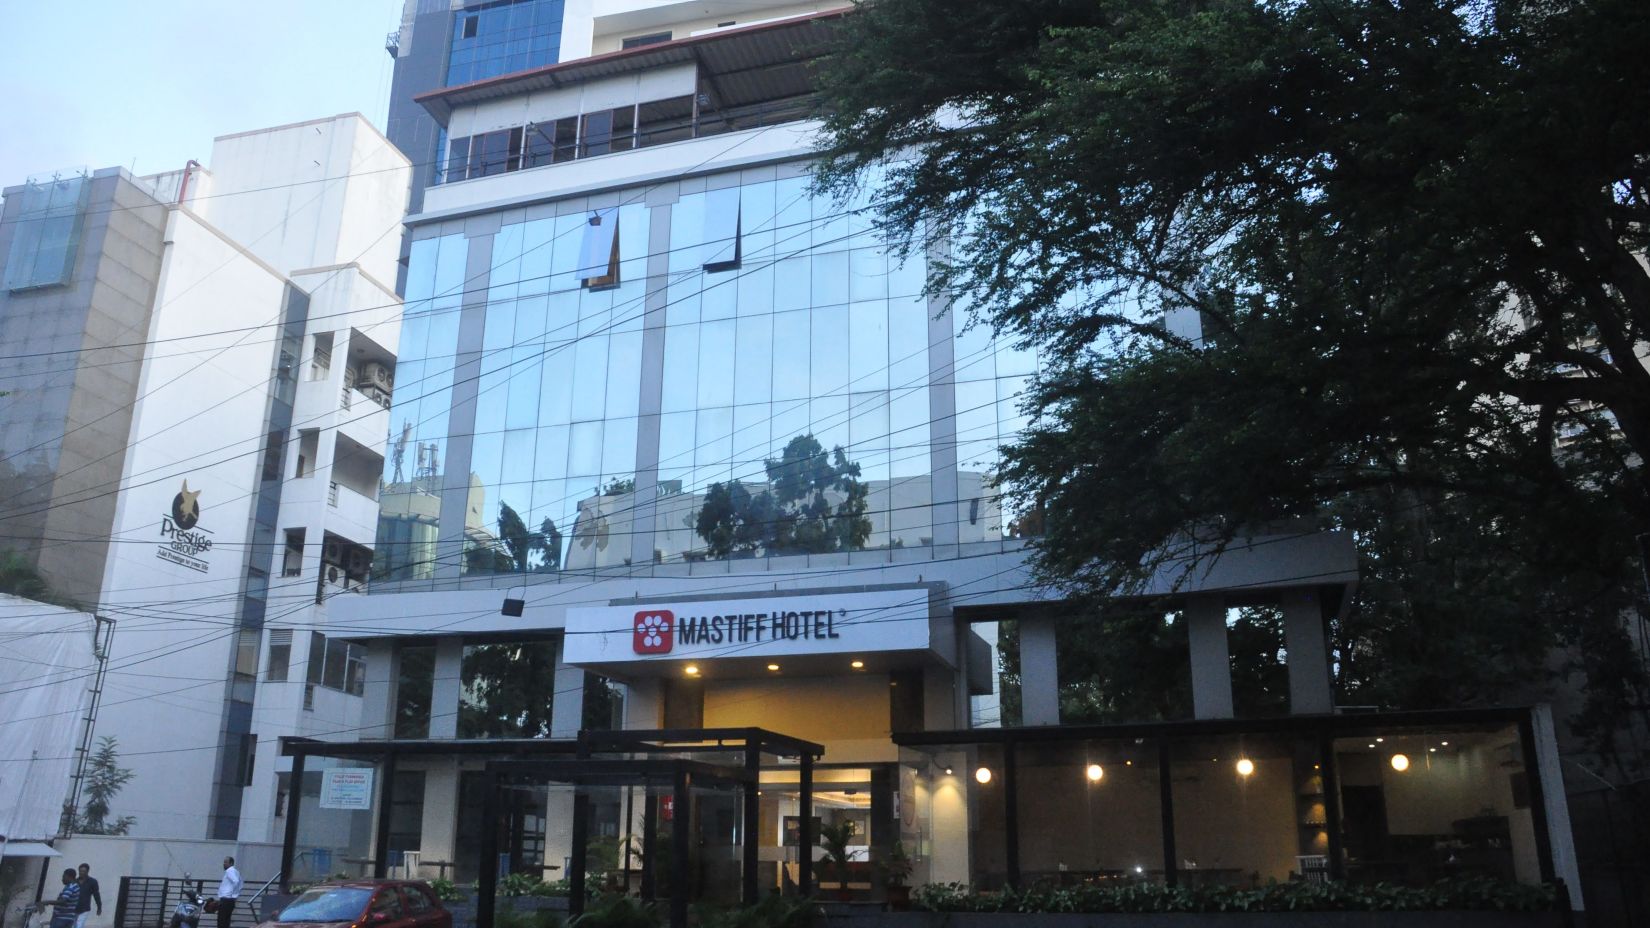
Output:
[563,588,939,676]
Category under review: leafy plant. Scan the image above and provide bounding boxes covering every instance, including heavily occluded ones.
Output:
[569,893,661,928]
[815,821,860,885]
[427,879,468,903]
[73,737,135,835]
[696,894,817,928]
[910,877,1556,914]
[875,841,914,889]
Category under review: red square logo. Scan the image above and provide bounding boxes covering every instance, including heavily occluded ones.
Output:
[633,610,674,654]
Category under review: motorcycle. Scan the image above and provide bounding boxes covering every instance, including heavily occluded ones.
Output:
[169,877,207,928]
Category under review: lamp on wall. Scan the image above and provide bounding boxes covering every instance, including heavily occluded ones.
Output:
[1390,753,1411,772]
[975,767,993,785]
[1235,758,1256,778]
[1086,764,1104,782]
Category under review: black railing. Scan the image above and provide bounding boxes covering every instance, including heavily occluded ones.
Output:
[114,878,271,928]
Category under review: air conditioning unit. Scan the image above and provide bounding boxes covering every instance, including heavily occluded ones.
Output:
[362,362,393,391]
[348,548,372,576]
[323,540,344,564]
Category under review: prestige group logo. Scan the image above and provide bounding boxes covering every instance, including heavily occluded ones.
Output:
[633,610,674,654]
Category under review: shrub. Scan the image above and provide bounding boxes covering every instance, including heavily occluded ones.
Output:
[697,894,818,928]
[427,879,468,903]
[497,905,564,928]
[570,893,661,928]
[911,877,1556,914]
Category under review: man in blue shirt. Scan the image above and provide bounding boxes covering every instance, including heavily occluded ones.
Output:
[42,869,81,928]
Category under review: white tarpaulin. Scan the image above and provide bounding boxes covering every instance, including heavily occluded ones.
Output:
[0,593,97,842]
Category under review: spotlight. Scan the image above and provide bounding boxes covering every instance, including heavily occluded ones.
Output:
[1390,753,1411,772]
[1235,758,1255,777]
[975,767,993,785]
[1086,764,1104,782]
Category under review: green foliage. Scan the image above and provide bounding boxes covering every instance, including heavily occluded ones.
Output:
[75,736,135,835]
[0,548,78,608]
[696,894,818,928]
[427,879,468,903]
[695,435,871,558]
[812,0,1650,772]
[493,502,563,573]
[569,894,661,928]
[815,821,860,883]
[875,841,914,889]
[910,877,1556,914]
[456,640,559,738]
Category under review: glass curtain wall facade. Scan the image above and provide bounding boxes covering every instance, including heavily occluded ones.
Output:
[375,165,1040,581]
[446,0,565,87]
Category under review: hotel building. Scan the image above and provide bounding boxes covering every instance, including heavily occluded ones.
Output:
[304,3,1583,922]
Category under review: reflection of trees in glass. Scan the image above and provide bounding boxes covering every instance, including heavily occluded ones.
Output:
[394,646,435,739]
[695,434,871,558]
[473,501,564,574]
[457,641,558,738]
[581,673,623,730]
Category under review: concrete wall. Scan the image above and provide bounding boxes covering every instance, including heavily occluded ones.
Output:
[90,208,292,840]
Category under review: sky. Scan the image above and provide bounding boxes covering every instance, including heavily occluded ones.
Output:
[0,0,405,184]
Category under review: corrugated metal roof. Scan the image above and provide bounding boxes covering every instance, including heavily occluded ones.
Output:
[416,10,846,122]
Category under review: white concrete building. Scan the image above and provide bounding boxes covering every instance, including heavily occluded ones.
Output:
[0,114,411,845]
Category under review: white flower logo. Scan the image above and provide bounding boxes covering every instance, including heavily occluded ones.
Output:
[638,614,667,648]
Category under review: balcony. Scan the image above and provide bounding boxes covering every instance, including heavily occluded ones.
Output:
[325,480,380,545]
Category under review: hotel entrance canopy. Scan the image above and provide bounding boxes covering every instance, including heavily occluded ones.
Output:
[280,728,824,928]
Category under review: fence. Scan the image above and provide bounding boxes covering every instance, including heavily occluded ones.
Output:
[113,878,272,928]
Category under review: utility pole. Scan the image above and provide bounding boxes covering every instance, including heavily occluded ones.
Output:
[60,615,116,835]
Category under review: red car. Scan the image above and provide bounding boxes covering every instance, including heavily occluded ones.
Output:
[258,881,451,928]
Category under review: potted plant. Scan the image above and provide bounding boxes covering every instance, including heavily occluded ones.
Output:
[876,841,914,910]
[816,821,860,902]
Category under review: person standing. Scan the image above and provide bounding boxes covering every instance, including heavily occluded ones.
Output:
[74,864,101,928]
[215,857,242,928]
[41,869,81,928]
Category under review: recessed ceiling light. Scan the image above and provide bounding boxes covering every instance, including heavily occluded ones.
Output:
[684,665,699,676]
[767,663,780,672]
[850,660,865,669]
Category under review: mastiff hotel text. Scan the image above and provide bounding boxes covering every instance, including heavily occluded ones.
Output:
[312,0,1582,911]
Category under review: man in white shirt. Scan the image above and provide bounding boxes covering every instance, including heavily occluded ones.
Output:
[216,858,242,928]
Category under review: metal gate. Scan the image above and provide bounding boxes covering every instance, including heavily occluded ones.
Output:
[113,878,269,928]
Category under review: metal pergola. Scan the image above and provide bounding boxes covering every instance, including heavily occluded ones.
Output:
[279,728,824,928]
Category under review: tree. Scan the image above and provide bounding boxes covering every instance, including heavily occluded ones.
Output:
[76,736,135,835]
[695,435,872,558]
[813,0,1650,768]
[457,641,559,738]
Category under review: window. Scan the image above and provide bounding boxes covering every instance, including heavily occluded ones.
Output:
[4,175,88,291]
[400,886,434,915]
[370,891,404,920]
[477,128,519,176]
[234,627,261,680]
[580,109,614,157]
[283,529,304,576]
[395,645,436,739]
[267,629,292,682]
[462,14,478,38]
[305,633,365,696]
[446,135,471,183]
[261,430,286,481]
[578,208,620,288]
[525,123,555,168]
[552,116,579,163]
[237,732,257,787]
[636,95,694,147]
[703,187,741,270]
[621,31,672,48]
